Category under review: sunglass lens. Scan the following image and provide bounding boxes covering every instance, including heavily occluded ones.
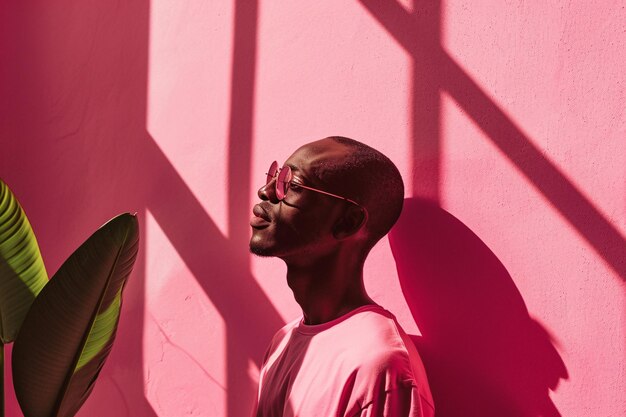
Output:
[266,161,279,185]
[276,166,291,200]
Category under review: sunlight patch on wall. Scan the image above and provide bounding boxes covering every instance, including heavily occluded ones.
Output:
[254,0,412,185]
[143,209,226,416]
[441,1,626,231]
[147,0,236,237]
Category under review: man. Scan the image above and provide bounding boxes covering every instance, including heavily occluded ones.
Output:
[250,136,434,417]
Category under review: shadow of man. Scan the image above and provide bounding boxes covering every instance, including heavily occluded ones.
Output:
[389,198,568,417]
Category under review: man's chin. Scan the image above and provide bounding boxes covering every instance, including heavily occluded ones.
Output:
[249,246,274,257]
[249,232,278,257]
[249,240,276,257]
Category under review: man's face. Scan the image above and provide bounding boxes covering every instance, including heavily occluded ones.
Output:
[249,139,351,260]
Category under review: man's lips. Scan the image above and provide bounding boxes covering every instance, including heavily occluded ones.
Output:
[253,204,271,221]
[250,203,271,227]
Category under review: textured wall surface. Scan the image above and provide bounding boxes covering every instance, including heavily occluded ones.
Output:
[1,1,624,416]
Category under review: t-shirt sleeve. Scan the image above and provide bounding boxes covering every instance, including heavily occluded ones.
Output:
[354,383,432,417]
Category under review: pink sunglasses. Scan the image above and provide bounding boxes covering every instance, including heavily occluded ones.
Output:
[265,161,367,215]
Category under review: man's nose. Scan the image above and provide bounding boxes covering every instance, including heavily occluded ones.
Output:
[258,178,280,203]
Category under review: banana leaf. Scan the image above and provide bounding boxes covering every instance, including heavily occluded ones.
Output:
[0,180,49,344]
[12,213,139,417]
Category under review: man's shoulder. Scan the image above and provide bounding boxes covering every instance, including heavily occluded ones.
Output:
[268,316,301,347]
[324,306,413,367]
[343,308,435,410]
[348,307,435,411]
[338,305,408,348]
[355,320,411,363]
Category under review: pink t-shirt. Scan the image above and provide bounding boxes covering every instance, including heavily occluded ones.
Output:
[254,305,435,417]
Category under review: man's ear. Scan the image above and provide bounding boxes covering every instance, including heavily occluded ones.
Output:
[332,205,367,240]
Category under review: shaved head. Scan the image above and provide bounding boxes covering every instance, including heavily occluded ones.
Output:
[308,136,405,250]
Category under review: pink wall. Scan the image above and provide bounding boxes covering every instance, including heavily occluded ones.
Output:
[1,1,624,416]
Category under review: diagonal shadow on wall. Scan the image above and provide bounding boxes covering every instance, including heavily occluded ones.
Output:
[359,0,625,282]
[143,135,284,415]
[0,1,283,416]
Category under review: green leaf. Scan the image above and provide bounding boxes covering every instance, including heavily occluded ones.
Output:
[12,213,139,417]
[0,180,48,344]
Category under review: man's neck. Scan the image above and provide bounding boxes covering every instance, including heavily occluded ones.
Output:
[284,250,375,325]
